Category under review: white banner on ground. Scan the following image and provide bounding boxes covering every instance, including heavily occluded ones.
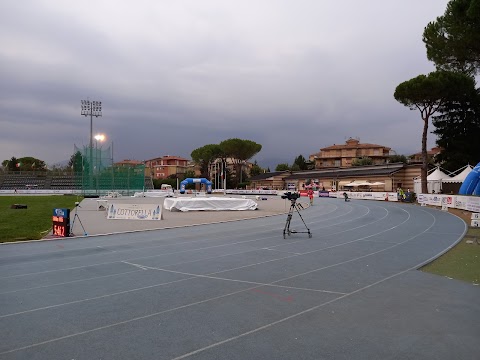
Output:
[107,203,162,220]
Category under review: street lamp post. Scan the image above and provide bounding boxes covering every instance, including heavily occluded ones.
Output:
[94,134,105,195]
[81,100,102,193]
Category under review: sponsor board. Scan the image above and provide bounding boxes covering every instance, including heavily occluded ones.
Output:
[454,196,468,210]
[443,196,454,207]
[472,213,480,220]
[387,193,398,202]
[471,219,480,227]
[466,197,480,213]
[318,191,330,197]
[107,203,162,220]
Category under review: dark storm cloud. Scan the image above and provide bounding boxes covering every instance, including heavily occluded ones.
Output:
[0,0,450,168]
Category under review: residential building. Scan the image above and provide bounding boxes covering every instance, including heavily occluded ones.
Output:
[249,171,291,190]
[114,159,143,167]
[144,155,189,179]
[310,138,392,169]
[409,147,441,165]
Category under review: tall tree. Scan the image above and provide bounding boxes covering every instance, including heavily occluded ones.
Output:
[423,0,480,75]
[8,157,17,171]
[433,85,480,171]
[293,155,308,170]
[219,138,262,186]
[388,154,408,164]
[190,144,224,179]
[394,70,475,193]
[423,0,480,171]
[249,161,263,177]
[351,157,373,166]
[275,163,290,171]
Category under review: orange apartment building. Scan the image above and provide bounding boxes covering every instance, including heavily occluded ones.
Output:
[409,147,442,164]
[310,138,392,169]
[144,155,190,180]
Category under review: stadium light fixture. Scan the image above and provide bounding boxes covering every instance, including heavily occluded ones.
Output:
[81,100,102,150]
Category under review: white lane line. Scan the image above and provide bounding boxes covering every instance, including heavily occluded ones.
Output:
[0,269,141,295]
[122,261,149,271]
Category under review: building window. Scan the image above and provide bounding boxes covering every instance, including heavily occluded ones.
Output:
[334,160,340,167]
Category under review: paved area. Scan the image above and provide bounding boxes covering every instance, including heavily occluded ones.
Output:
[66,195,292,237]
[1,197,479,359]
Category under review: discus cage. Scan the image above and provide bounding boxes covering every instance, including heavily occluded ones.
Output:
[72,144,147,196]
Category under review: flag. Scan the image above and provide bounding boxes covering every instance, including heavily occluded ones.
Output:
[31,162,36,168]
[15,162,21,168]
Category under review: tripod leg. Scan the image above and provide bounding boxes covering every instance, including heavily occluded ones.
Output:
[294,204,312,238]
[71,214,88,236]
[283,212,292,239]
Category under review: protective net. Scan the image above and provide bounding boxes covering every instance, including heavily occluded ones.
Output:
[73,145,146,195]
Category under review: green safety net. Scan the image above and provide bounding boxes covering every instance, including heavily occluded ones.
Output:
[72,145,145,195]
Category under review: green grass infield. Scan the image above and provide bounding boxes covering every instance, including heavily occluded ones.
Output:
[421,227,480,285]
[0,195,83,242]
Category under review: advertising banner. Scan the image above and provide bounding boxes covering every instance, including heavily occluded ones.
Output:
[466,197,480,213]
[387,193,399,201]
[441,196,455,208]
[454,196,468,210]
[107,203,162,220]
[372,192,388,201]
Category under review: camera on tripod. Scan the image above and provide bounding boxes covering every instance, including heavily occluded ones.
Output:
[281,192,300,201]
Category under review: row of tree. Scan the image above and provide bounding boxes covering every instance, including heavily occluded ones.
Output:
[394,0,480,193]
[2,157,46,171]
[190,138,262,188]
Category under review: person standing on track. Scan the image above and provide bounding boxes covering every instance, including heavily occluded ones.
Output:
[307,188,314,205]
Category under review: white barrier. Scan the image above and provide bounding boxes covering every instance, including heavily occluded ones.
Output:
[334,191,398,202]
[226,189,278,195]
[417,194,480,212]
[0,189,76,194]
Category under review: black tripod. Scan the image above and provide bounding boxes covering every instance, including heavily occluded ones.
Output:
[70,202,87,236]
[283,198,312,239]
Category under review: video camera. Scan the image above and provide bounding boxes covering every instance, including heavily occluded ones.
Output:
[281,192,300,201]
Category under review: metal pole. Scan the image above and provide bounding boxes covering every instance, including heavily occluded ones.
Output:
[89,109,93,195]
[111,141,114,191]
[95,140,98,195]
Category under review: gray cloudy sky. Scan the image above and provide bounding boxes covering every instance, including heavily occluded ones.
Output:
[0,0,449,169]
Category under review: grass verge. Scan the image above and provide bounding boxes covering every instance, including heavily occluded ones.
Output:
[0,195,83,242]
[421,209,480,285]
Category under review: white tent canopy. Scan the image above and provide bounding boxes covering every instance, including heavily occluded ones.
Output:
[427,167,450,181]
[345,180,371,187]
[414,167,451,194]
[442,165,473,183]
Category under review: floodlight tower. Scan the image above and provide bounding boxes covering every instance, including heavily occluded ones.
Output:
[81,100,102,190]
[81,100,102,150]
